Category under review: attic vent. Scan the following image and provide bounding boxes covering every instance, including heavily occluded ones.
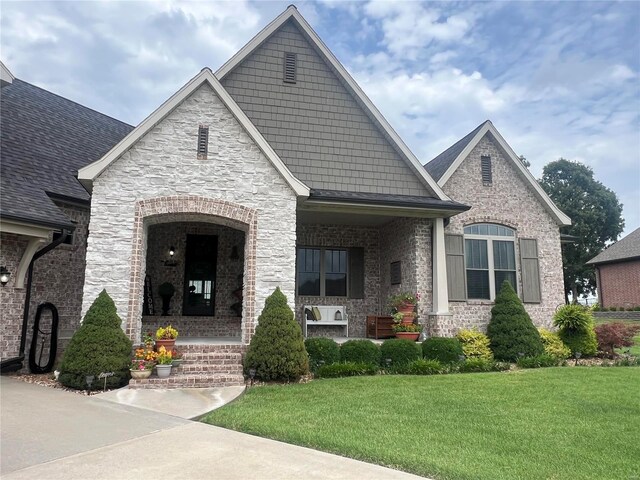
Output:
[197,125,209,159]
[481,155,492,185]
[283,52,297,84]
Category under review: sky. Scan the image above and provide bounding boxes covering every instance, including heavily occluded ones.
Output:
[2,0,639,236]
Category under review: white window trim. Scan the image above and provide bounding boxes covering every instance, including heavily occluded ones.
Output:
[296,246,349,298]
[464,233,518,301]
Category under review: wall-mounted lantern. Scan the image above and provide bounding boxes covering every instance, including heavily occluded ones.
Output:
[0,266,10,286]
[164,246,178,267]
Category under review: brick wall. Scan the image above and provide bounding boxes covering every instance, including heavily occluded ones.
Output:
[597,260,640,309]
[442,133,565,334]
[0,233,29,361]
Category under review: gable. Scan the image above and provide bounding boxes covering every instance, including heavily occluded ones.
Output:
[220,19,432,197]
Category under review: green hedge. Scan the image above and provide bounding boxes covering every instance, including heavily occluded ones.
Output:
[422,337,463,364]
[380,338,421,367]
[315,362,378,378]
[340,340,381,366]
[305,337,340,372]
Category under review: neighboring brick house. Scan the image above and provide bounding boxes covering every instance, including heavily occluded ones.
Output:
[587,227,640,309]
[1,6,570,384]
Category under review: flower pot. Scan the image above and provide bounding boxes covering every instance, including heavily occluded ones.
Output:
[396,303,415,315]
[130,369,152,380]
[156,339,176,351]
[171,359,183,368]
[395,332,420,341]
[155,364,172,378]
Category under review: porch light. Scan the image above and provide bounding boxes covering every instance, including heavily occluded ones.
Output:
[169,246,175,257]
[0,266,10,286]
[164,247,178,267]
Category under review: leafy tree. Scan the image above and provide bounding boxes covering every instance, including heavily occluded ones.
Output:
[539,159,624,303]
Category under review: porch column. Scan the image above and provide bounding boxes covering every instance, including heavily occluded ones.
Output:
[431,217,449,315]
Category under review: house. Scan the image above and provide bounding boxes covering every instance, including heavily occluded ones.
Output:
[587,227,640,309]
[1,6,569,384]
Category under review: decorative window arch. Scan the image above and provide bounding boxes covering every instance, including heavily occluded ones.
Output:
[463,223,517,300]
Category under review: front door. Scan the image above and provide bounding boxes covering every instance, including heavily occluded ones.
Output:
[183,234,218,316]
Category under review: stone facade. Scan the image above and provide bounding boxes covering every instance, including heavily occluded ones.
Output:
[0,202,89,367]
[82,83,298,344]
[596,260,640,309]
[441,133,565,334]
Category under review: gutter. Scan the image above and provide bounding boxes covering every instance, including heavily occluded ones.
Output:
[1,228,71,373]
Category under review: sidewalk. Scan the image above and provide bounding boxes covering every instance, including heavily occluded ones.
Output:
[1,377,426,479]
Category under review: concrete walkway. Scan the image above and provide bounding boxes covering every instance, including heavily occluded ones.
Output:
[1,377,426,479]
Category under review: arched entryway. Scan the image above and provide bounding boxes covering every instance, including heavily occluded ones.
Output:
[126,196,257,344]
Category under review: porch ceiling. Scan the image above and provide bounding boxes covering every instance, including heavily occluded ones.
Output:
[297,209,398,226]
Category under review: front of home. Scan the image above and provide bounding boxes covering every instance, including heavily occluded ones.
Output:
[1,7,570,385]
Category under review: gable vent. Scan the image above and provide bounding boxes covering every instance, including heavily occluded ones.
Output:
[197,125,209,159]
[481,155,492,185]
[283,52,297,84]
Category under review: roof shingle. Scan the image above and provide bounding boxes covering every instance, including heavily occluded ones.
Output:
[587,227,640,265]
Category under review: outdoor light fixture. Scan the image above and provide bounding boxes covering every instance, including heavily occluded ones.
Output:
[574,351,582,366]
[385,358,392,369]
[0,266,10,286]
[85,375,95,395]
[249,368,256,387]
[458,354,466,363]
[169,246,175,257]
[164,246,178,267]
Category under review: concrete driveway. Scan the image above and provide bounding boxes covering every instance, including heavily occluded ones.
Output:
[1,377,426,479]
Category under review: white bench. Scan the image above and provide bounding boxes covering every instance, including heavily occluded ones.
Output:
[303,305,348,337]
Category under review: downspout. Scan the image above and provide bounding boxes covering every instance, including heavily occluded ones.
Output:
[1,229,71,373]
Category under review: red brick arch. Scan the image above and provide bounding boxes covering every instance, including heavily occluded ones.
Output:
[126,196,258,344]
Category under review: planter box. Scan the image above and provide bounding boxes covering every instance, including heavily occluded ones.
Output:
[366,316,395,339]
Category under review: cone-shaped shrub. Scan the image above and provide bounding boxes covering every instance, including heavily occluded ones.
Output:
[59,290,132,390]
[486,281,544,361]
[243,288,309,381]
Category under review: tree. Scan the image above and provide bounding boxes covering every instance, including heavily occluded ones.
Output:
[519,155,531,169]
[539,159,624,303]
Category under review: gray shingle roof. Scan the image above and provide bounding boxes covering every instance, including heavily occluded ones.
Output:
[1,79,133,229]
[308,189,470,211]
[587,227,640,265]
[424,121,488,181]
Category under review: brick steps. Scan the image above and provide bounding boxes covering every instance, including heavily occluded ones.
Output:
[128,343,246,389]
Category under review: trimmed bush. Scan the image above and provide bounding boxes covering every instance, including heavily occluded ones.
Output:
[305,337,340,372]
[243,288,309,381]
[59,290,132,390]
[380,339,421,367]
[340,340,381,366]
[486,282,544,361]
[457,358,511,373]
[396,359,444,375]
[539,328,571,359]
[456,329,493,361]
[516,354,563,369]
[315,362,378,378]
[422,337,464,364]
[594,322,640,356]
[554,305,598,357]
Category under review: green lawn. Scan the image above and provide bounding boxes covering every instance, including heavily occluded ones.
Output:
[203,368,640,480]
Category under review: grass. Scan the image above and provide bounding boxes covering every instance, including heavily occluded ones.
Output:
[202,368,640,480]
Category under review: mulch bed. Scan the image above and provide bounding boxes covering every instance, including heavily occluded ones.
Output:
[5,372,116,395]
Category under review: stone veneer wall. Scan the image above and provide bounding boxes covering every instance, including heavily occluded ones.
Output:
[441,133,565,335]
[295,224,380,337]
[379,218,432,331]
[0,203,89,367]
[83,83,297,344]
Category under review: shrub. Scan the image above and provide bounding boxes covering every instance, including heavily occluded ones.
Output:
[59,290,132,390]
[553,304,593,331]
[422,337,463,364]
[457,358,511,373]
[315,362,378,378]
[594,322,640,356]
[380,339,421,367]
[456,329,493,361]
[395,359,444,375]
[554,304,598,357]
[560,328,598,357]
[516,354,563,369]
[486,282,544,361]
[340,340,381,366]
[243,288,309,381]
[538,328,571,359]
[304,337,340,372]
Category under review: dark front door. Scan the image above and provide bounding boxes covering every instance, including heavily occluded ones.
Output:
[183,234,218,316]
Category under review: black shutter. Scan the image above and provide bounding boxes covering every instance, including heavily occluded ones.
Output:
[348,247,365,299]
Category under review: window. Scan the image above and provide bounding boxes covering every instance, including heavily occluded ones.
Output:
[283,52,297,83]
[463,224,516,300]
[297,247,347,297]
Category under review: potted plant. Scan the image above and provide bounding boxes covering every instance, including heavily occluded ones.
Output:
[143,331,154,349]
[392,320,422,341]
[158,282,175,316]
[388,292,420,324]
[171,348,183,368]
[129,347,156,380]
[155,346,173,378]
[155,324,178,351]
